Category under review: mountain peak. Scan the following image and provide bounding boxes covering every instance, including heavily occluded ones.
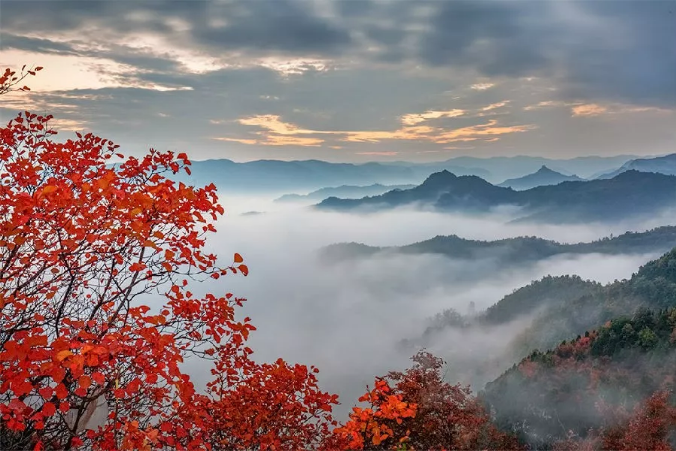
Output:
[498,165,582,190]
[422,170,457,184]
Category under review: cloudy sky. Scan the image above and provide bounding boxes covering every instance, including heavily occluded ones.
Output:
[1,0,674,162]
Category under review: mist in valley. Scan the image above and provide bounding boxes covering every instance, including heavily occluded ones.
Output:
[181,194,673,418]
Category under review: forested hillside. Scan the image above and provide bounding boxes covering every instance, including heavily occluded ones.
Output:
[515,248,676,354]
[484,308,676,449]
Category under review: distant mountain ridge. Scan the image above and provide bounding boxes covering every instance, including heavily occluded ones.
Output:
[433,154,637,180]
[274,183,415,203]
[180,159,422,194]
[597,153,676,179]
[321,226,676,265]
[317,170,676,224]
[498,165,583,190]
[167,155,640,194]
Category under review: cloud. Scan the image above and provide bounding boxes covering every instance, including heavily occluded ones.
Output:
[523,100,574,111]
[481,101,510,112]
[2,0,672,108]
[215,113,536,147]
[571,103,674,118]
[0,1,353,58]
[522,100,674,118]
[571,104,608,117]
[471,83,495,91]
[400,109,465,126]
[433,120,535,144]
[1,0,673,161]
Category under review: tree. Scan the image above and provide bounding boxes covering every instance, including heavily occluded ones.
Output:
[554,391,676,451]
[330,351,522,450]
[600,390,676,451]
[330,379,417,449]
[0,67,338,450]
[0,65,41,95]
[200,353,339,449]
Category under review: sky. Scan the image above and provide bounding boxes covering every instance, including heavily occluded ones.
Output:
[0,0,675,163]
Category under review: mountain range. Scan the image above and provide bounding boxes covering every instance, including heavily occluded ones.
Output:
[498,165,583,190]
[321,226,676,266]
[274,183,415,203]
[435,155,637,181]
[596,153,676,179]
[403,246,676,448]
[169,154,657,194]
[317,169,676,223]
[480,249,676,448]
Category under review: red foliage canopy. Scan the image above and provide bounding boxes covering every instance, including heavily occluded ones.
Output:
[0,68,338,450]
[330,351,523,451]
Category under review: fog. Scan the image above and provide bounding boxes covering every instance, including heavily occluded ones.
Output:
[181,195,673,418]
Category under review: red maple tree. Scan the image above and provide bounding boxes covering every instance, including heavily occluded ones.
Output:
[330,351,523,451]
[0,67,339,450]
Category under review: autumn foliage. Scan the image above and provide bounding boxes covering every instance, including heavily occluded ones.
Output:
[331,352,523,451]
[330,379,417,449]
[0,67,339,450]
[0,65,42,95]
[554,390,676,451]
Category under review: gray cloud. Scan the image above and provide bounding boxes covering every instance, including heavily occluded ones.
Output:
[0,0,352,56]
[417,1,556,75]
[0,0,674,162]
[3,0,673,108]
[557,1,676,106]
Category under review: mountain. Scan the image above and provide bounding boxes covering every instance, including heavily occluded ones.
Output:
[508,247,676,358]
[166,155,639,194]
[317,170,676,224]
[402,247,676,449]
[498,165,583,190]
[173,159,420,193]
[321,227,676,266]
[437,155,637,181]
[596,153,676,179]
[415,248,676,448]
[419,275,601,338]
[317,170,518,212]
[483,308,676,449]
[174,159,490,194]
[274,183,415,203]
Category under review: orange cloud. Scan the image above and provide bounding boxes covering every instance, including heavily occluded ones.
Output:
[213,135,323,147]
[523,100,576,111]
[524,101,673,117]
[481,101,510,111]
[214,111,535,147]
[400,109,465,125]
[571,104,608,117]
[213,115,331,146]
[435,120,535,144]
[470,82,495,91]
[213,137,259,145]
[341,126,437,143]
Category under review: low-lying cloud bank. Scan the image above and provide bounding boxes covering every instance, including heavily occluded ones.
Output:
[182,198,674,418]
